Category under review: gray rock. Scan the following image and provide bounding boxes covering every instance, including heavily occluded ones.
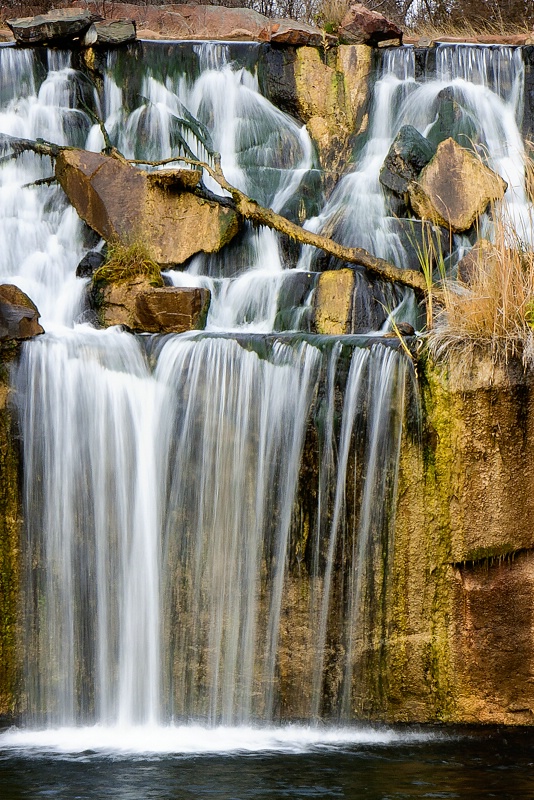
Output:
[82,19,136,48]
[380,125,436,196]
[6,8,99,46]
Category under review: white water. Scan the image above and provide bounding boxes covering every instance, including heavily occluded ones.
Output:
[0,41,528,750]
[301,44,531,272]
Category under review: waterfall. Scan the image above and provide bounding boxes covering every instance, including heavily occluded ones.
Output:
[0,39,528,744]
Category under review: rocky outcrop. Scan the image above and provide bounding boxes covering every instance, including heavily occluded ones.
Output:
[0,285,44,341]
[408,137,507,232]
[6,8,98,46]
[289,44,372,185]
[379,125,436,196]
[0,354,21,722]
[95,276,211,333]
[338,3,402,46]
[73,3,330,45]
[55,150,239,266]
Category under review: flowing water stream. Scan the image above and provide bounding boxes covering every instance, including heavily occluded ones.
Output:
[0,41,531,770]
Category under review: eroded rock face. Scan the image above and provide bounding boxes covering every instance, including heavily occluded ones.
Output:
[55,150,239,266]
[96,276,211,333]
[408,137,507,232]
[6,8,97,46]
[0,284,44,340]
[338,3,402,46]
[380,125,436,196]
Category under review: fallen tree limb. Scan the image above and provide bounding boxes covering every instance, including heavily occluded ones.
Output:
[0,132,430,297]
[132,154,430,296]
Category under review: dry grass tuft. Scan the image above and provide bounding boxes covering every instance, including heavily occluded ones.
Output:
[93,241,164,287]
[428,208,534,367]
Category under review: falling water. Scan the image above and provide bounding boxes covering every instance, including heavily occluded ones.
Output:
[0,40,528,748]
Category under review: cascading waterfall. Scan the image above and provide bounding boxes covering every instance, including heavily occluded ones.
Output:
[0,39,529,746]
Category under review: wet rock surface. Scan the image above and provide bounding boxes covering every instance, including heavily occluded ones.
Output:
[380,125,436,196]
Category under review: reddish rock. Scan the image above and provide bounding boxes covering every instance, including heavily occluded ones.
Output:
[0,284,44,340]
[338,3,402,46]
[74,3,271,41]
[97,276,211,333]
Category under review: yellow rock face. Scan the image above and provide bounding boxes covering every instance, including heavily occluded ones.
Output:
[314,268,355,334]
[293,45,372,185]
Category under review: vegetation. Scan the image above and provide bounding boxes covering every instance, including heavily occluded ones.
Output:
[426,201,534,367]
[92,241,164,287]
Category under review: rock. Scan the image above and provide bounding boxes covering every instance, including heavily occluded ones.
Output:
[96,276,210,333]
[76,250,106,279]
[408,138,507,233]
[55,150,239,266]
[6,8,97,46]
[313,268,354,335]
[380,125,436,196]
[82,19,136,47]
[270,19,335,47]
[292,45,372,187]
[338,4,402,46]
[0,284,44,340]
[426,86,478,150]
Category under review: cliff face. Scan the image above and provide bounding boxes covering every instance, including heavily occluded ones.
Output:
[0,347,21,722]
[378,350,534,724]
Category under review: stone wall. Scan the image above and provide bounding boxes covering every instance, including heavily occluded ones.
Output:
[378,349,534,724]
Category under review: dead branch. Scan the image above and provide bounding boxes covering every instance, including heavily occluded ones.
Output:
[0,132,430,297]
[131,154,430,296]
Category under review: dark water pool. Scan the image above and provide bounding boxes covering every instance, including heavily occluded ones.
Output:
[0,726,533,799]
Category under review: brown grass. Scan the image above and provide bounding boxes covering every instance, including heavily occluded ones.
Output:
[93,241,163,287]
[428,207,534,366]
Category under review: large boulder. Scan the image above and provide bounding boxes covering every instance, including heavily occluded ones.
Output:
[0,284,44,340]
[380,125,436,196]
[408,138,507,233]
[338,4,402,46]
[6,8,97,46]
[55,150,239,266]
[82,19,136,47]
[96,276,210,333]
